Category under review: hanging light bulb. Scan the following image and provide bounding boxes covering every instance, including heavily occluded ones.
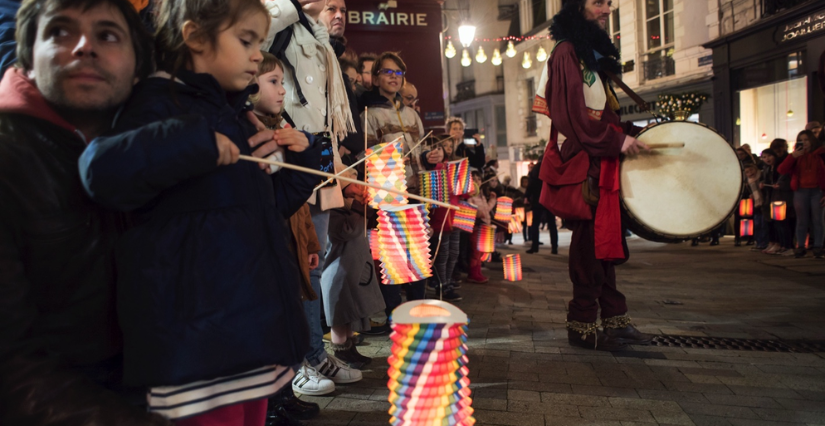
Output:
[536,46,548,62]
[475,46,487,63]
[461,49,471,67]
[444,40,456,58]
[522,51,532,69]
[491,48,502,66]
[458,24,476,47]
[735,117,741,126]
[787,109,794,117]
[505,40,516,57]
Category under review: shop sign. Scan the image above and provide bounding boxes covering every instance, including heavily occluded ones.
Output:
[347,1,432,30]
[619,101,659,117]
[778,9,825,43]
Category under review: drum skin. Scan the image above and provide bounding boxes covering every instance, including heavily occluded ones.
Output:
[620,121,742,243]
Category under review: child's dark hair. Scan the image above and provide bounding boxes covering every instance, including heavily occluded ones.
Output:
[154,0,269,75]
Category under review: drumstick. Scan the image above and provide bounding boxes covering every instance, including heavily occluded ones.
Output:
[238,155,459,210]
[646,143,685,149]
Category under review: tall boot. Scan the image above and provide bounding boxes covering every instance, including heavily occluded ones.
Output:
[566,320,627,352]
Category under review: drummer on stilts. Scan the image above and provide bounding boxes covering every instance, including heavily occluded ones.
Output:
[535,0,653,351]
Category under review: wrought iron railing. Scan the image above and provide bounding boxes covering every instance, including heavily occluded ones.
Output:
[643,55,675,81]
[455,80,476,102]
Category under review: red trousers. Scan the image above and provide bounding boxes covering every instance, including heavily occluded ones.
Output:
[567,219,628,324]
[175,399,267,426]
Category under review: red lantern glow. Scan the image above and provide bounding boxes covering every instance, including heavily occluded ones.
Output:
[739,199,753,217]
[739,219,753,237]
[771,201,786,221]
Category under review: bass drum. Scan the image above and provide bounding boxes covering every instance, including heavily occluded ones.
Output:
[620,121,742,243]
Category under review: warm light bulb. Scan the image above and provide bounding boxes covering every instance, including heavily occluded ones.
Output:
[735,117,741,126]
[522,52,532,69]
[444,40,456,58]
[458,24,476,47]
[461,49,471,67]
[475,46,487,63]
[505,41,516,57]
[787,109,794,117]
[491,48,502,66]
[536,46,547,62]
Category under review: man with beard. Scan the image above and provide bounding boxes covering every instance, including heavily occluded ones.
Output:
[535,0,652,351]
[0,0,166,424]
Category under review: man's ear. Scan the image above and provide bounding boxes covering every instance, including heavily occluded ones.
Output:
[181,20,206,54]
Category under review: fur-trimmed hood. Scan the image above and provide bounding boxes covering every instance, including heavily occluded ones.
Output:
[549,4,621,75]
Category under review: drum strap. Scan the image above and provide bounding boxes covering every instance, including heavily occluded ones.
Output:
[603,70,649,113]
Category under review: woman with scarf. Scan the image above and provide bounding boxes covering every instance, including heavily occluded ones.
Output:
[535,0,652,351]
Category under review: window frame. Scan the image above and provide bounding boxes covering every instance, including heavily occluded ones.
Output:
[643,0,675,56]
[608,7,621,53]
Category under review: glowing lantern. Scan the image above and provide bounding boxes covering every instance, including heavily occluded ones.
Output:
[526,211,533,227]
[494,197,513,222]
[739,199,753,217]
[479,253,492,262]
[366,141,407,209]
[419,169,451,207]
[377,204,432,285]
[739,219,753,237]
[503,254,522,281]
[514,207,525,222]
[771,201,786,221]
[387,300,474,426]
[477,224,496,254]
[447,159,471,196]
[508,215,522,234]
[368,228,380,260]
[453,202,477,233]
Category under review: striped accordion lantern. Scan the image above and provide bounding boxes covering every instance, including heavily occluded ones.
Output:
[367,141,408,209]
[419,169,451,207]
[387,300,474,426]
[526,211,533,227]
[514,207,525,222]
[739,199,753,217]
[739,219,753,237]
[493,197,513,222]
[771,201,786,221]
[368,228,380,260]
[503,254,522,282]
[479,253,492,262]
[508,216,522,234]
[476,224,495,258]
[447,158,471,195]
[377,204,433,285]
[453,202,478,233]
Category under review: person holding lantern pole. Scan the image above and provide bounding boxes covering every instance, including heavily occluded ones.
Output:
[535,0,653,351]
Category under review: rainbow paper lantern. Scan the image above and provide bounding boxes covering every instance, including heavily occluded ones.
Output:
[503,254,522,281]
[739,219,753,237]
[479,252,492,263]
[368,228,380,260]
[771,201,786,221]
[514,207,525,222]
[388,300,474,426]
[526,211,533,227]
[447,158,471,196]
[477,224,495,254]
[377,204,433,285]
[494,197,513,222]
[367,141,408,209]
[508,215,522,234]
[453,202,478,233]
[419,169,451,207]
[739,199,753,217]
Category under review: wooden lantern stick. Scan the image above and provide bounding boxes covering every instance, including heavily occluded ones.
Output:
[238,155,459,210]
[312,135,402,191]
[401,131,434,159]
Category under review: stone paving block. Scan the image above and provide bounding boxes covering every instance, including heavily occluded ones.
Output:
[679,367,744,378]
[541,392,611,407]
[607,396,683,412]
[473,397,508,411]
[572,384,641,398]
[547,418,622,426]
[725,385,802,399]
[637,389,710,404]
[677,402,760,419]
[579,406,657,423]
[686,414,734,426]
[727,419,807,426]
[650,410,696,426]
[751,407,825,423]
[665,381,735,395]
[509,380,573,394]
[702,393,784,408]
[349,411,391,426]
[508,389,542,401]
[324,397,390,413]
[474,408,546,426]
[509,400,580,417]
[304,409,355,426]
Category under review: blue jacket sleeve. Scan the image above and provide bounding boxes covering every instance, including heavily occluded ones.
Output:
[79,115,219,212]
[270,131,322,218]
[0,0,20,76]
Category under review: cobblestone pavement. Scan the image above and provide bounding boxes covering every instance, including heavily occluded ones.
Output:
[302,231,825,425]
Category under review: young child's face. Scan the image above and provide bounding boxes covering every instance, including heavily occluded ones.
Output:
[191,12,268,92]
[745,167,757,179]
[255,65,286,116]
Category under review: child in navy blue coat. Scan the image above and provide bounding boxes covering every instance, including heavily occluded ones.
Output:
[79,0,320,423]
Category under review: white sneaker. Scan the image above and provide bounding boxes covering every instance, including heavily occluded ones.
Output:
[292,362,335,396]
[315,354,363,384]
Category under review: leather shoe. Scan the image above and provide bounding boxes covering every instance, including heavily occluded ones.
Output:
[275,387,319,420]
[526,248,538,254]
[551,246,558,255]
[266,405,306,426]
[567,329,628,352]
[602,325,654,345]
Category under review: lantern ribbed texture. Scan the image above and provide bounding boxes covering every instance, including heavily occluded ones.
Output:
[739,199,753,217]
[447,158,471,195]
[453,202,478,233]
[503,254,522,281]
[476,225,495,254]
[494,197,513,222]
[377,204,433,285]
[388,301,474,426]
[479,253,492,262]
[508,216,522,234]
[739,219,753,237]
[514,207,525,222]
[526,211,533,227]
[771,201,786,221]
[367,141,407,209]
[368,229,380,260]
[419,169,451,207]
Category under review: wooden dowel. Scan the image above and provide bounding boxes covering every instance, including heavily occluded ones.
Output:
[313,135,402,191]
[646,143,685,149]
[402,130,434,159]
[238,155,459,210]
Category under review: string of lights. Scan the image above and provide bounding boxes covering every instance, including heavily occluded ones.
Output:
[445,39,549,68]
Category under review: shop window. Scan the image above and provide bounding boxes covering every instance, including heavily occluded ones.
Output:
[736,77,808,156]
[643,0,674,81]
[609,8,621,53]
[531,0,547,30]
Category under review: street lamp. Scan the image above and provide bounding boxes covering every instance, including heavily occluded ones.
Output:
[458,23,476,47]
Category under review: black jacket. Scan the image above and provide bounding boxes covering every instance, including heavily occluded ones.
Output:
[0,68,168,425]
[79,70,318,387]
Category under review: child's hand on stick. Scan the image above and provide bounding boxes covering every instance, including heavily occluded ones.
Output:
[216,132,240,166]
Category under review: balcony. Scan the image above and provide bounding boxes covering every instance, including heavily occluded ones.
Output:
[643,55,675,81]
[525,115,537,137]
[455,80,476,102]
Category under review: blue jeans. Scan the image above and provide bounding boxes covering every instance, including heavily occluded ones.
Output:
[305,204,329,367]
[793,188,824,249]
